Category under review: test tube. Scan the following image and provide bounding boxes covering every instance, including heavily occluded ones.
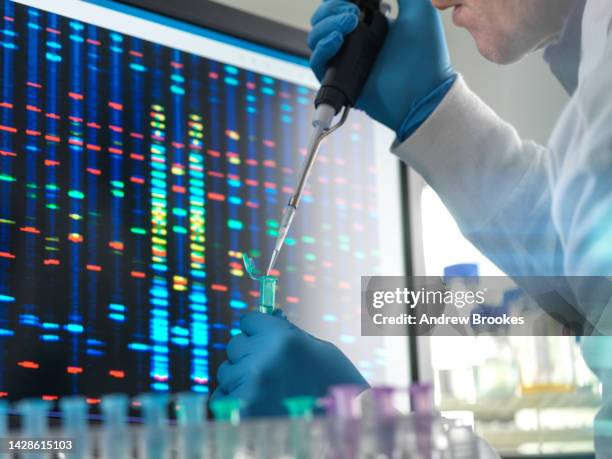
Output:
[410,383,434,459]
[176,392,206,426]
[136,393,170,459]
[137,393,169,427]
[327,384,362,419]
[409,383,433,414]
[258,275,277,315]
[284,397,316,459]
[0,400,6,436]
[60,396,88,459]
[175,392,207,459]
[100,393,130,459]
[16,398,51,459]
[243,254,277,314]
[326,385,363,459]
[0,400,7,459]
[362,386,396,419]
[359,388,399,459]
[283,396,316,420]
[250,419,287,459]
[210,398,241,459]
[210,398,240,425]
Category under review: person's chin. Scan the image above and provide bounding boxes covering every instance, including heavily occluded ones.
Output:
[473,34,525,65]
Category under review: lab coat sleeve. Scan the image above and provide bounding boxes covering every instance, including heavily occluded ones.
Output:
[391,75,563,278]
[544,38,612,455]
[553,37,612,335]
[390,76,585,328]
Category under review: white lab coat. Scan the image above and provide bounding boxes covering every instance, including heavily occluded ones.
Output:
[391,0,612,456]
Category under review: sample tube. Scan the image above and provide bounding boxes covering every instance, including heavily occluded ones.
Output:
[362,386,396,419]
[16,398,51,459]
[137,393,170,459]
[326,385,363,459]
[176,392,206,425]
[0,400,7,459]
[175,392,207,459]
[138,393,169,427]
[258,275,277,315]
[0,400,6,437]
[359,387,398,459]
[327,384,363,419]
[243,254,277,314]
[283,396,317,459]
[210,398,241,459]
[60,396,89,459]
[283,396,316,420]
[210,398,241,425]
[410,383,434,459]
[410,383,434,414]
[100,393,130,459]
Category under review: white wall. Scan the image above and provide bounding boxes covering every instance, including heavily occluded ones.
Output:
[210,0,319,31]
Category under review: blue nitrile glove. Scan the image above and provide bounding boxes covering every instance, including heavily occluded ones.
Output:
[308,0,457,141]
[211,310,369,417]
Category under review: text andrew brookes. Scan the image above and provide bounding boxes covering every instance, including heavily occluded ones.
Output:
[360,276,595,337]
[371,313,525,326]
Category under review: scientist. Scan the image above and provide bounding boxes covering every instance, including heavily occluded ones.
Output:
[213,0,612,455]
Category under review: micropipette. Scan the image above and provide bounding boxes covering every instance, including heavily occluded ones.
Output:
[266,0,388,275]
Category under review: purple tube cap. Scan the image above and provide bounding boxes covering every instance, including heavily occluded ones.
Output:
[409,383,434,414]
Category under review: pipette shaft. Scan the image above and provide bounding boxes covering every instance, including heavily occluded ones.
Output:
[266,105,341,275]
[267,204,296,276]
[266,0,388,275]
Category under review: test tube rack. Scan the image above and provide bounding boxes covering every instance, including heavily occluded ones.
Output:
[0,390,487,459]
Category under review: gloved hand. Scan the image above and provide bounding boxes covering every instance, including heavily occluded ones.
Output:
[308,0,457,140]
[211,310,369,417]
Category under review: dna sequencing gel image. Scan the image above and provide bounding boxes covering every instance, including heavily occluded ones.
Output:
[0,0,386,402]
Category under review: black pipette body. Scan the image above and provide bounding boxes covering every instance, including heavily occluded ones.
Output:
[314,0,389,114]
[267,0,388,275]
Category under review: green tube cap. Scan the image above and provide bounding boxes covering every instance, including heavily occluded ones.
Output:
[283,396,317,419]
[210,398,241,424]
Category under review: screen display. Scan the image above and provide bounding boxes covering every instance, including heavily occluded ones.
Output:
[0,0,406,401]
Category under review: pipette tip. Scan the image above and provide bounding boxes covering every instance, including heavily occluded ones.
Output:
[267,249,279,276]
